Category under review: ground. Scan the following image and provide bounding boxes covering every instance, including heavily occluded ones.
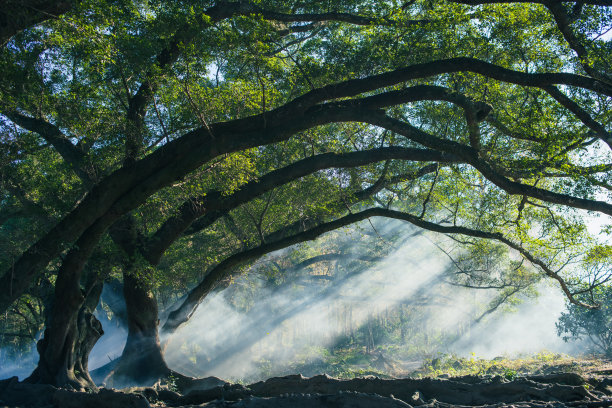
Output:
[2,355,612,407]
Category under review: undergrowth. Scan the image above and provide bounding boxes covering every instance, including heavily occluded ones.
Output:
[412,351,584,379]
[244,349,605,382]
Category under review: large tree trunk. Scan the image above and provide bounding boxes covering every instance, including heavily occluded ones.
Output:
[25,222,106,389]
[107,266,169,387]
[27,272,103,390]
[74,281,104,386]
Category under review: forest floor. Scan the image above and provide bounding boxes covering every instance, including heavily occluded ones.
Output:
[2,354,612,407]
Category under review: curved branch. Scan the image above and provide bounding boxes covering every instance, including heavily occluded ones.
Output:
[162,207,594,333]
[270,57,612,121]
[448,0,612,5]
[544,1,612,83]
[238,2,426,26]
[124,0,426,158]
[542,86,611,148]
[358,111,612,216]
[141,146,459,264]
[2,58,609,312]
[0,0,74,46]
[4,112,95,184]
[290,253,380,270]
[473,285,526,324]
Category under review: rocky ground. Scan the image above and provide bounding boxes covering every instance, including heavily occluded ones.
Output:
[2,370,612,408]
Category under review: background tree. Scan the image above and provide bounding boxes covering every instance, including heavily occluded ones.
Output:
[557,246,612,356]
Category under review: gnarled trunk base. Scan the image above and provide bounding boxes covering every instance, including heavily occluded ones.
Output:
[106,268,169,387]
[107,331,169,388]
[27,280,103,390]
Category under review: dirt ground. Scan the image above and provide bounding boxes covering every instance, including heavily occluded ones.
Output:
[2,356,612,407]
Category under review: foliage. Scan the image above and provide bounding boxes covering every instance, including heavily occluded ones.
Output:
[413,351,589,379]
[0,0,611,384]
[557,284,612,357]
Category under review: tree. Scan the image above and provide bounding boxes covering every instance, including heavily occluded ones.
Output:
[0,0,610,389]
[557,287,612,356]
[557,247,612,356]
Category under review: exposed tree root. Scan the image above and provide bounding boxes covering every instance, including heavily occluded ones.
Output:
[0,376,150,407]
[246,373,597,406]
[1,371,611,408]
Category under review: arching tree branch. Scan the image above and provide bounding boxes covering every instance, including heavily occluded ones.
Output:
[163,207,594,333]
[141,146,459,264]
[0,1,75,46]
[2,55,610,312]
[357,111,612,216]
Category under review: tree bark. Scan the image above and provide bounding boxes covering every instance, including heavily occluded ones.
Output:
[143,146,457,264]
[25,217,109,388]
[107,265,169,387]
[74,281,104,387]
[0,1,74,46]
[27,272,103,390]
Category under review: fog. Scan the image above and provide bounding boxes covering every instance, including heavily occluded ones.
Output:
[88,284,128,371]
[164,226,448,379]
[160,221,583,381]
[0,220,585,382]
[451,284,581,358]
[0,344,37,381]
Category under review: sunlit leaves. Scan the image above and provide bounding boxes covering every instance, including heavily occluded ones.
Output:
[0,0,610,342]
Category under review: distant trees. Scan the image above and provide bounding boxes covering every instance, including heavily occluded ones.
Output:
[163,223,518,381]
[557,270,612,356]
[557,289,612,356]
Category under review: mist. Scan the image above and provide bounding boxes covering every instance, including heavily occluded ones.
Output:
[0,220,585,382]
[451,284,584,358]
[88,283,128,372]
[160,220,584,382]
[163,226,447,379]
[0,343,38,381]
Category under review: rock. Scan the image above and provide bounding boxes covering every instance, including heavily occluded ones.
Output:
[156,388,182,403]
[0,382,149,408]
[53,388,150,408]
[0,371,604,408]
[175,383,251,405]
[178,375,227,393]
[117,385,180,404]
[526,373,586,386]
[452,375,485,384]
[202,392,412,407]
[247,373,599,406]
[0,381,57,407]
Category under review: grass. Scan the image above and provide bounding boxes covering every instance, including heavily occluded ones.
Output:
[411,351,609,379]
[245,347,612,382]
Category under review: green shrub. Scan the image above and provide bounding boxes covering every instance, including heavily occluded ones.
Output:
[556,285,612,357]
